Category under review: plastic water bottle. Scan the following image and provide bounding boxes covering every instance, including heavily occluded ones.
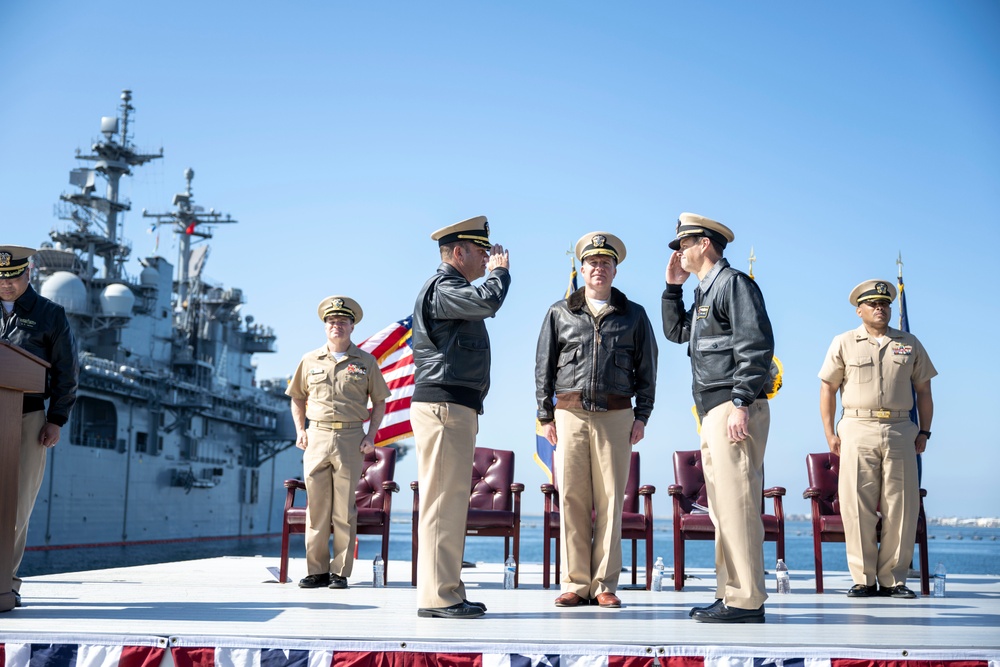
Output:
[933,562,946,597]
[775,559,791,594]
[373,555,384,588]
[651,556,665,592]
[503,554,516,589]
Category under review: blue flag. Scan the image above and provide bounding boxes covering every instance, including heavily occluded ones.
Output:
[533,259,578,482]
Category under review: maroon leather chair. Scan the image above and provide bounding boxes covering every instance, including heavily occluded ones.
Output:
[540,451,656,590]
[803,451,930,595]
[410,447,524,587]
[667,449,786,591]
[279,446,398,584]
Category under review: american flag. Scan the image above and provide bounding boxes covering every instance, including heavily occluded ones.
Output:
[359,315,415,446]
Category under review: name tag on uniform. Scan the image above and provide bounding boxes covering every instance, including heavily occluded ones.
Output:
[892,344,912,356]
[309,367,324,375]
[697,305,710,320]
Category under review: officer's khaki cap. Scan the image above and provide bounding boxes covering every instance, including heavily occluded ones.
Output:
[317,295,363,324]
[430,216,492,249]
[575,232,626,265]
[667,213,735,251]
[0,245,36,279]
[850,279,897,307]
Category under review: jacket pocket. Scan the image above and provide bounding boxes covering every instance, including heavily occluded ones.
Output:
[306,370,333,402]
[450,333,489,383]
[611,350,634,392]
[555,347,580,389]
[693,334,734,388]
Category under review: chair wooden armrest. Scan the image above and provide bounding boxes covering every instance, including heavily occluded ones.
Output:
[764,486,786,497]
[803,486,821,500]
[639,484,656,495]
[667,484,684,496]
[383,481,399,493]
[284,478,305,490]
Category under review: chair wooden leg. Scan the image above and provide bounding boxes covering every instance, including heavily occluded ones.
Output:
[644,529,653,591]
[542,524,551,589]
[631,539,638,587]
[381,528,390,584]
[513,530,520,589]
[673,529,685,591]
[918,531,930,596]
[411,524,418,587]
[814,539,825,594]
[279,524,291,584]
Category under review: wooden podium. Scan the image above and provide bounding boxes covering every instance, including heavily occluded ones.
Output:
[0,341,49,612]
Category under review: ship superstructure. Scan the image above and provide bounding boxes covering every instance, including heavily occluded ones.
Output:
[26,91,298,548]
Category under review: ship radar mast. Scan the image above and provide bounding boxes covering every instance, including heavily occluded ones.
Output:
[142,168,237,330]
[55,89,163,281]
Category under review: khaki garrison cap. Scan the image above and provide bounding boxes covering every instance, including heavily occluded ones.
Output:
[849,279,897,307]
[317,295,363,324]
[0,245,36,279]
[575,232,626,264]
[431,216,492,249]
[668,213,735,251]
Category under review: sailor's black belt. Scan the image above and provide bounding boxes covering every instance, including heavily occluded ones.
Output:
[312,420,364,431]
[843,409,910,419]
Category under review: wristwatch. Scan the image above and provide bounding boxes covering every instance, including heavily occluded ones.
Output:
[918,430,931,439]
[732,397,748,409]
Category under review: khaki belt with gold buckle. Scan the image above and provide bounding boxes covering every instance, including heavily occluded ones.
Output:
[313,421,364,431]
[844,409,908,419]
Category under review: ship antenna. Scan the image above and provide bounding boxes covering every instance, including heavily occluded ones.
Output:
[120,89,134,147]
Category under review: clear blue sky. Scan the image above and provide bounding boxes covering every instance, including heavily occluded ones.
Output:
[2,1,998,519]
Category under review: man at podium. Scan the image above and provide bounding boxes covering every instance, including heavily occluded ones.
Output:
[0,245,78,608]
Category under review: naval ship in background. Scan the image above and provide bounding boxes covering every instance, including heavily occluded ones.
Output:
[25,90,302,551]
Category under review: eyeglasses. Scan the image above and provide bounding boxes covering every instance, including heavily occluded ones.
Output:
[862,301,891,310]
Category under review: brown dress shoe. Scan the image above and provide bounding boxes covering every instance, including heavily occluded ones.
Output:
[554,592,588,607]
[595,592,621,608]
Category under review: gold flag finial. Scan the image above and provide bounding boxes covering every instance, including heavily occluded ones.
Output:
[748,245,757,280]
[897,251,904,280]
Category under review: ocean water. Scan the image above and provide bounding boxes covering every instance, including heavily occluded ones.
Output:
[21,518,1000,579]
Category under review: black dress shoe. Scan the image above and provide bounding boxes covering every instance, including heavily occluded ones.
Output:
[879,584,916,599]
[298,573,331,588]
[13,590,22,608]
[689,598,722,618]
[847,584,878,598]
[464,599,487,611]
[692,603,765,623]
[417,602,485,618]
[328,574,348,589]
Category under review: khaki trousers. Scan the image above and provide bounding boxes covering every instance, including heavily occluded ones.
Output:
[837,417,920,587]
[700,400,769,610]
[554,407,633,598]
[13,410,48,593]
[303,424,364,577]
[412,401,478,608]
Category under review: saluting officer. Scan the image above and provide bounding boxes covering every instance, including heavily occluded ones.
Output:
[819,280,936,599]
[286,296,390,590]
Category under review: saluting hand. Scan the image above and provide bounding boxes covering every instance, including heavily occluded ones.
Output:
[487,244,509,272]
[666,252,690,285]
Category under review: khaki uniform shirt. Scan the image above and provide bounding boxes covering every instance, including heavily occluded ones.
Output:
[286,342,391,423]
[818,325,937,411]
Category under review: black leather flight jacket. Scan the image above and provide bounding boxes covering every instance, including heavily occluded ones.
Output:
[411,262,511,414]
[1,285,79,425]
[661,258,774,417]
[535,287,657,424]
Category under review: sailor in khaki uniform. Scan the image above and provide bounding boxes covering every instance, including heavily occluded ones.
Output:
[819,280,936,599]
[286,296,390,589]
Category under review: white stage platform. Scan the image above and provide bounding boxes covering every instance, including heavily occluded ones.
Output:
[1,558,997,666]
